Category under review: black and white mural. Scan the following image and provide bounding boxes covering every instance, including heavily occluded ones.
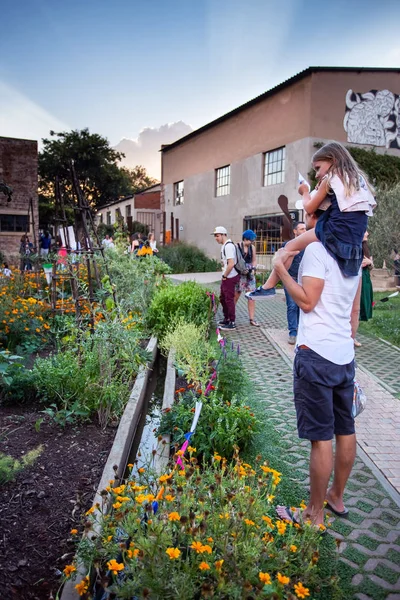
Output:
[343,89,400,149]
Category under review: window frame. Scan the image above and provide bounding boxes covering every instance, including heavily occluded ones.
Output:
[215,165,231,197]
[0,212,29,234]
[174,180,184,206]
[263,147,286,187]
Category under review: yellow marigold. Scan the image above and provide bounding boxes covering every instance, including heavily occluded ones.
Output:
[213,453,222,462]
[70,529,78,535]
[63,564,76,577]
[300,500,307,509]
[107,559,125,575]
[261,515,274,528]
[85,506,96,515]
[187,446,196,453]
[191,541,203,553]
[215,559,224,571]
[267,494,275,503]
[207,537,214,543]
[135,494,147,504]
[276,572,290,585]
[138,467,146,473]
[166,547,181,559]
[294,582,310,598]
[200,544,212,554]
[244,519,255,526]
[219,512,229,519]
[133,548,139,557]
[259,572,271,585]
[75,575,89,595]
[165,494,175,502]
[199,561,210,570]
[159,474,172,483]
[127,463,134,468]
[168,511,181,521]
[276,521,287,535]
[290,544,297,552]
[113,501,122,509]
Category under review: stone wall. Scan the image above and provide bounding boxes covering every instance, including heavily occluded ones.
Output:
[0,136,39,260]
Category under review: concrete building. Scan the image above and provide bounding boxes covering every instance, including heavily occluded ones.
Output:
[0,136,39,259]
[161,67,400,262]
[96,183,162,239]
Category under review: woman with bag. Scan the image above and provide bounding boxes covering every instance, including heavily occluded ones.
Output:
[234,230,260,327]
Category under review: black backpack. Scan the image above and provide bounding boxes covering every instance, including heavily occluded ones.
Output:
[223,242,249,276]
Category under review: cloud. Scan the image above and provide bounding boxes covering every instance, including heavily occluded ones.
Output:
[0,80,69,145]
[114,121,193,179]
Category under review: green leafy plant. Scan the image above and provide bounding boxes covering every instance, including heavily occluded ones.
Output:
[216,343,249,403]
[157,241,220,274]
[147,281,214,341]
[0,350,24,386]
[0,445,43,484]
[65,452,332,599]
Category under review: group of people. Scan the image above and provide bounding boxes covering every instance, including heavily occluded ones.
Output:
[216,141,377,529]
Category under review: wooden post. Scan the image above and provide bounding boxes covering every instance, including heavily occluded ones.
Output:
[175,218,179,241]
[170,212,174,241]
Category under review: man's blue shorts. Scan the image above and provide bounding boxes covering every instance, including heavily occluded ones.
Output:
[293,347,355,441]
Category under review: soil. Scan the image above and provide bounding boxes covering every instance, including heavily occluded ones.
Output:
[0,404,116,600]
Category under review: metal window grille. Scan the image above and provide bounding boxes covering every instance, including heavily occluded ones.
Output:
[106,211,111,225]
[243,211,298,255]
[264,147,285,186]
[0,214,28,232]
[174,181,184,205]
[216,165,231,196]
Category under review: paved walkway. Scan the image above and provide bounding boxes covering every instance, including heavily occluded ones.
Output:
[215,292,400,599]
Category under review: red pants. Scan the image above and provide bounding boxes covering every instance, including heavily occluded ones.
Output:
[220,274,240,322]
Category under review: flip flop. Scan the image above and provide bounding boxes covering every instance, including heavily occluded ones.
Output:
[249,319,261,327]
[276,505,327,536]
[325,502,349,518]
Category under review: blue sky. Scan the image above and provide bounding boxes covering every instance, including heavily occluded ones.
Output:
[1,0,400,161]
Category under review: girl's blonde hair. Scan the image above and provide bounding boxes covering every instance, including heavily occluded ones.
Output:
[312,141,375,197]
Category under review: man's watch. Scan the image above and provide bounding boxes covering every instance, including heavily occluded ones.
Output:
[222,275,227,280]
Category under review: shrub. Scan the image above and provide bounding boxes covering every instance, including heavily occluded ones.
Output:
[147,281,214,341]
[368,182,400,269]
[158,241,220,274]
[67,452,330,599]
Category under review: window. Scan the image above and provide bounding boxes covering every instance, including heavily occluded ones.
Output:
[264,147,285,186]
[106,211,111,225]
[99,213,103,224]
[0,214,28,232]
[243,211,299,255]
[125,204,131,218]
[216,165,230,196]
[174,181,184,205]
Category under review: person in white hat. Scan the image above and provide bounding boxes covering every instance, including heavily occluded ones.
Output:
[212,226,240,330]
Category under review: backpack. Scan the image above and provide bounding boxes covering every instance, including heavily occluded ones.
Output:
[223,242,249,276]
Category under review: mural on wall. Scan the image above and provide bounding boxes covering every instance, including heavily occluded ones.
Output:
[343,89,400,149]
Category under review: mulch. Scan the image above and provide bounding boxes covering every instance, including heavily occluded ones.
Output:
[0,404,116,599]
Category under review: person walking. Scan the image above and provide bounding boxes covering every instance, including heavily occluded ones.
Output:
[275,209,361,528]
[213,226,240,330]
[40,230,52,256]
[354,231,374,347]
[234,229,260,327]
[284,221,306,344]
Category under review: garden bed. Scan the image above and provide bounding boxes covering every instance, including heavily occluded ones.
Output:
[0,405,116,599]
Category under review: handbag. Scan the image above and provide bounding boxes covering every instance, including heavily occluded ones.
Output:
[352,380,367,418]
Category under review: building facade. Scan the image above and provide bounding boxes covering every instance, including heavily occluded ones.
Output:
[0,136,39,259]
[161,67,400,261]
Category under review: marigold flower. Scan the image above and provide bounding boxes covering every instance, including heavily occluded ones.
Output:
[168,511,181,521]
[159,474,172,483]
[166,547,181,559]
[300,500,307,509]
[63,564,76,577]
[187,446,196,453]
[244,519,255,526]
[276,520,287,535]
[259,572,271,585]
[75,575,89,595]
[290,544,297,552]
[294,582,310,598]
[85,506,96,515]
[70,529,78,535]
[207,537,214,543]
[127,463,134,468]
[267,494,275,503]
[138,467,146,473]
[165,494,175,502]
[191,541,203,553]
[261,515,274,528]
[199,561,210,570]
[107,559,125,575]
[200,544,212,554]
[215,559,224,571]
[276,572,290,585]
[113,501,122,509]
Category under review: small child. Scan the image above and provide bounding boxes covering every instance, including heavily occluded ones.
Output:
[3,263,12,277]
[247,141,376,299]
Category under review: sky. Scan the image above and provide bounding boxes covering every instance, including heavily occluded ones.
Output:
[1,0,400,177]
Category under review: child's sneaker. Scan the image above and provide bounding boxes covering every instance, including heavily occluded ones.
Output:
[246,286,276,300]
[218,318,229,326]
[219,321,236,330]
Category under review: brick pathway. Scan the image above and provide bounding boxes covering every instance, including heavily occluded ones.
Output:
[215,293,400,599]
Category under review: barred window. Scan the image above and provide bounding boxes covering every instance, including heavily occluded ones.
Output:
[125,204,131,218]
[174,181,184,205]
[106,211,111,225]
[216,165,231,197]
[0,214,28,232]
[264,147,285,186]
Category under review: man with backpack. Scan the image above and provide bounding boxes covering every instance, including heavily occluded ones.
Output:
[212,226,240,330]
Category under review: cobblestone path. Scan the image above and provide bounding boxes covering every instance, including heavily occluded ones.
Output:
[219,294,400,599]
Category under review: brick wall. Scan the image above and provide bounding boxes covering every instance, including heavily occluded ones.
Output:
[134,190,160,210]
[0,137,39,260]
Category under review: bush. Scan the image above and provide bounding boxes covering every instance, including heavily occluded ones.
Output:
[158,241,220,274]
[368,182,400,269]
[147,281,214,341]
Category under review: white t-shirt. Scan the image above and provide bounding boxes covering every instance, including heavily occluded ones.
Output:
[296,242,360,365]
[221,240,237,279]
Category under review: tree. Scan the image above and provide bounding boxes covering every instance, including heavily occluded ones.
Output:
[120,165,158,194]
[368,183,400,269]
[39,129,133,209]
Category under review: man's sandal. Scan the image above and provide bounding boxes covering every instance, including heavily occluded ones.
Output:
[250,319,260,327]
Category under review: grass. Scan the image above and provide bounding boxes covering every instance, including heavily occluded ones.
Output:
[358,291,400,347]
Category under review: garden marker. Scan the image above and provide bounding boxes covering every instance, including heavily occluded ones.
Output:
[176,402,203,469]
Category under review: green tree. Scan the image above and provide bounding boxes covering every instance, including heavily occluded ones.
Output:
[121,165,158,193]
[39,129,133,209]
[368,182,400,269]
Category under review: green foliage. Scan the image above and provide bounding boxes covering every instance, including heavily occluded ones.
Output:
[215,343,249,403]
[0,350,24,386]
[147,281,214,341]
[368,182,400,268]
[0,445,43,484]
[120,165,158,194]
[157,241,220,274]
[359,292,400,346]
[130,221,150,235]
